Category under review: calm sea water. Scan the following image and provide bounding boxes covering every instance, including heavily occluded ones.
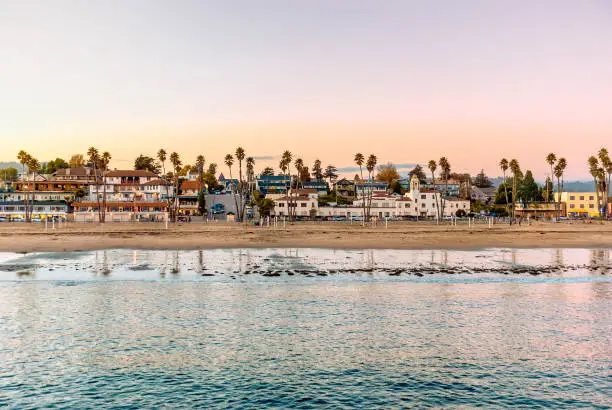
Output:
[0,248,611,409]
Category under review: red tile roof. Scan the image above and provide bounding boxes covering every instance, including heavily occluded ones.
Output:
[104,170,157,177]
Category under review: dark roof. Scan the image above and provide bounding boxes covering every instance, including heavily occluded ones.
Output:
[53,167,93,176]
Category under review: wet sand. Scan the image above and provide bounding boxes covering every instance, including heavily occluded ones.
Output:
[0,221,611,252]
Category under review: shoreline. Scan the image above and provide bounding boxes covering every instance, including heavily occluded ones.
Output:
[1,221,611,252]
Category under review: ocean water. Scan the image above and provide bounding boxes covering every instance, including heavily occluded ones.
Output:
[0,248,611,409]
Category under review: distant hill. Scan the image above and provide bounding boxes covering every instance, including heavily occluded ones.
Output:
[0,162,21,170]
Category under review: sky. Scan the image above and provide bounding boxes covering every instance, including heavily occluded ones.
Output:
[1,0,611,179]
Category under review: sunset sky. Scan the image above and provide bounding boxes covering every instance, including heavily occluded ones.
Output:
[1,0,610,179]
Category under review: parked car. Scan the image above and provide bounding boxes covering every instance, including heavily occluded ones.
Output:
[211,203,225,215]
[350,216,363,221]
[331,216,346,221]
[0,216,8,223]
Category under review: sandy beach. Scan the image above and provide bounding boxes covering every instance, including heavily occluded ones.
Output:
[0,220,611,252]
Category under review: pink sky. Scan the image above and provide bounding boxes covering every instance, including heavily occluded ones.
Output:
[1,0,610,179]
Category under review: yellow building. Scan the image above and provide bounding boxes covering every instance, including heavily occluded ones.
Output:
[554,192,603,217]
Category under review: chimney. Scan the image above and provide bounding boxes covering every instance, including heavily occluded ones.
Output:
[66,169,70,176]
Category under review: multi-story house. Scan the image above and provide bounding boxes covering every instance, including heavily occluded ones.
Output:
[334,178,356,199]
[73,170,172,222]
[302,181,329,196]
[256,175,292,194]
[554,192,604,217]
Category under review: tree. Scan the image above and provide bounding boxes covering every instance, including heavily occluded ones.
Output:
[299,166,311,183]
[294,158,304,189]
[517,170,539,204]
[428,160,440,219]
[246,157,256,193]
[87,147,101,222]
[390,180,403,194]
[554,158,566,219]
[43,158,69,174]
[473,169,492,188]
[197,190,206,216]
[312,159,323,182]
[0,167,18,181]
[279,151,293,218]
[252,191,275,218]
[499,158,510,216]
[169,152,182,222]
[409,165,427,183]
[354,153,366,224]
[494,182,513,205]
[598,148,611,219]
[589,155,605,218]
[366,155,377,221]
[25,155,40,222]
[509,159,521,217]
[157,149,171,215]
[438,157,451,219]
[134,155,161,174]
[546,153,557,203]
[99,151,112,222]
[69,154,85,168]
[207,163,217,176]
[261,167,274,176]
[375,162,399,186]
[323,165,338,185]
[195,155,205,192]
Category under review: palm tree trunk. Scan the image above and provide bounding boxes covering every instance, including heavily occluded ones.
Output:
[503,172,509,217]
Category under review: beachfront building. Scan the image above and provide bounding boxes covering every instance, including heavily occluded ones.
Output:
[334,178,356,199]
[53,167,99,184]
[256,175,292,194]
[470,186,496,205]
[218,173,238,193]
[354,180,388,198]
[302,181,329,196]
[0,201,70,221]
[401,175,470,218]
[178,180,203,216]
[270,189,319,218]
[554,192,604,217]
[514,202,558,219]
[73,170,172,222]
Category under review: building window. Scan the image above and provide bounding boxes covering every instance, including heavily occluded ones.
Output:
[580,196,584,200]
[589,204,594,209]
[580,204,584,208]
[278,203,284,207]
[421,195,426,199]
[301,203,307,207]
[569,196,575,200]
[589,196,594,200]
[421,203,426,208]
[570,203,575,208]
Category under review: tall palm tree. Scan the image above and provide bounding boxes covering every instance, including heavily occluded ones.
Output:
[100,151,112,223]
[195,155,205,192]
[438,157,451,218]
[499,158,509,215]
[589,156,604,218]
[225,154,238,220]
[280,151,292,218]
[598,148,611,218]
[25,155,39,222]
[17,151,31,221]
[509,159,521,217]
[554,163,563,219]
[428,160,439,219]
[235,147,245,183]
[169,152,182,221]
[546,153,557,203]
[246,157,255,192]
[354,153,365,222]
[555,157,567,218]
[87,147,101,222]
[294,158,304,190]
[366,154,377,221]
[157,149,171,213]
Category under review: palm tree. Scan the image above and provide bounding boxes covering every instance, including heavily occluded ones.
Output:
[235,147,245,184]
[499,158,509,215]
[546,153,557,203]
[366,154,377,221]
[589,156,604,218]
[169,152,182,221]
[598,148,611,219]
[17,151,31,221]
[294,158,304,190]
[438,157,451,218]
[354,153,365,222]
[157,149,171,214]
[195,155,205,192]
[554,163,563,219]
[509,159,521,217]
[225,154,238,220]
[280,151,292,218]
[87,147,101,222]
[99,151,111,222]
[24,155,39,222]
[427,160,440,219]
[246,157,255,193]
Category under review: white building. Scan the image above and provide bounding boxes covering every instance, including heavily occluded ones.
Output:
[87,170,173,202]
